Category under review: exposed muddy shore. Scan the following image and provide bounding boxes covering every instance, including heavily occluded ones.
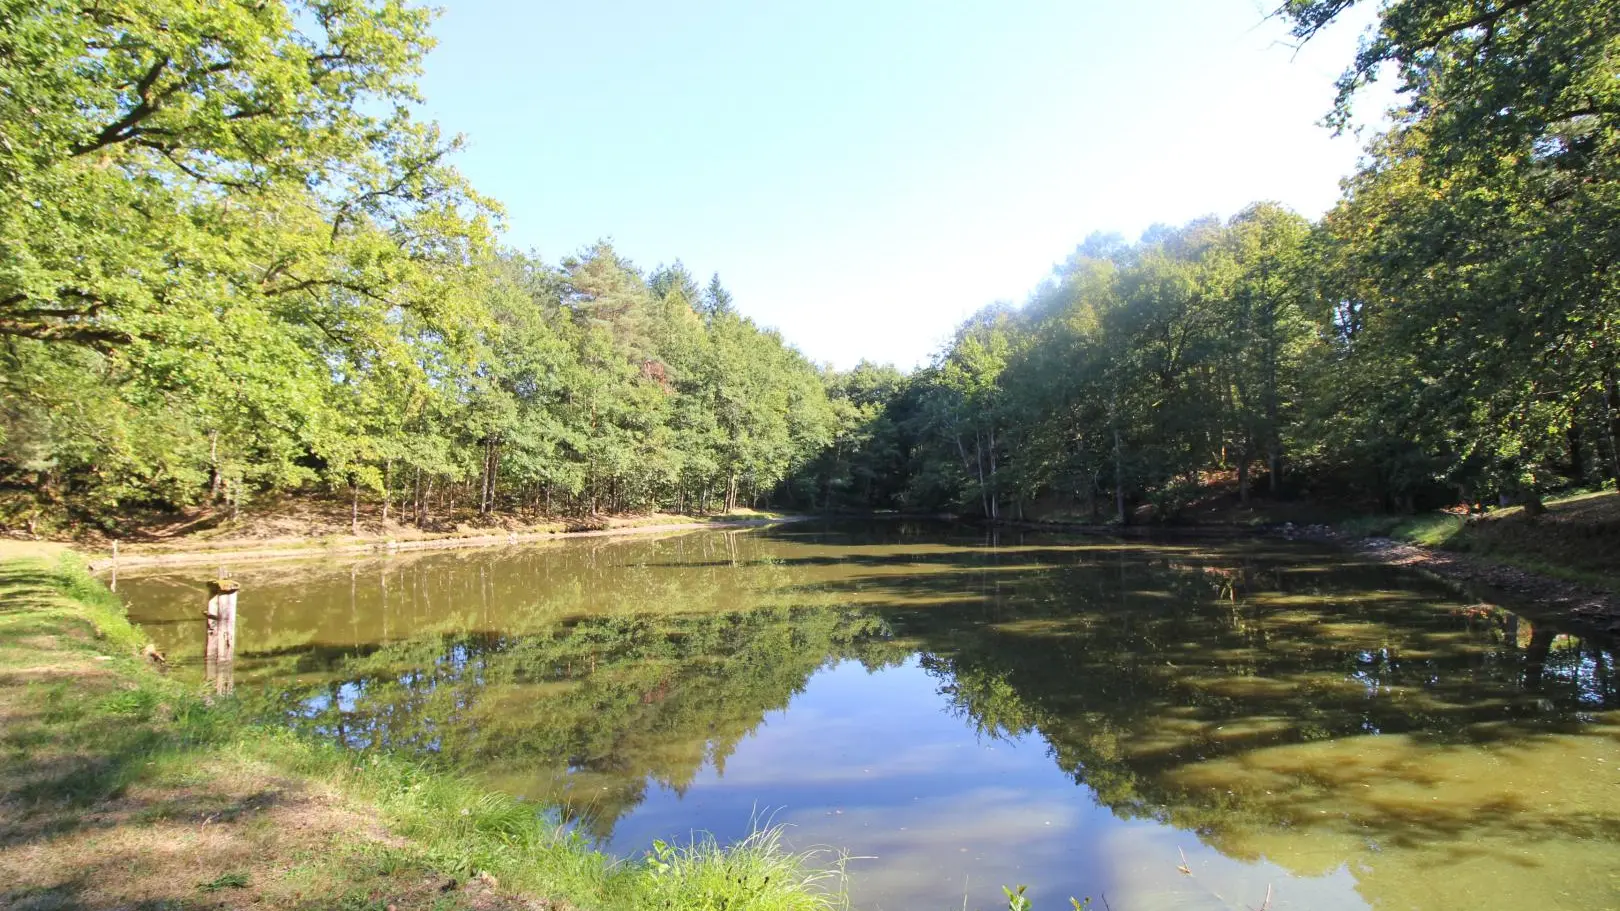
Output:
[1278,524,1620,634]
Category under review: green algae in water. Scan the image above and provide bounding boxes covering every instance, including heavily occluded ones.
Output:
[117,523,1620,910]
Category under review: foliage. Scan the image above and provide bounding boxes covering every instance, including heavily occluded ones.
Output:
[1286,0,1620,508]
[793,0,1619,520]
[0,2,835,530]
[3,0,1616,533]
[817,208,1332,520]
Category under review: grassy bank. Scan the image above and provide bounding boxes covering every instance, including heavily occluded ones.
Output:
[1333,490,1620,593]
[0,549,845,911]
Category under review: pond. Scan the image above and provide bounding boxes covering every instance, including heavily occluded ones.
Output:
[116,522,1620,910]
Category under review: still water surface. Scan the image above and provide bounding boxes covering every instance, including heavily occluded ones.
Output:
[117,523,1620,910]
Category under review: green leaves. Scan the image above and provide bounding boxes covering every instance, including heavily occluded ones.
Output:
[0,0,504,519]
[836,0,1620,518]
[1296,0,1620,500]
[5,0,1612,526]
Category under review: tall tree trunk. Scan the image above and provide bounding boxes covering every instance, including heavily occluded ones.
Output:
[824,446,837,511]
[382,459,392,524]
[1605,368,1620,489]
[988,426,1000,521]
[480,440,502,516]
[490,446,501,512]
[208,431,222,504]
[479,441,490,515]
[1567,423,1586,482]
[350,479,360,536]
[1238,440,1251,506]
[412,467,421,525]
[1112,419,1126,525]
[974,431,989,519]
[949,428,973,511]
[1265,315,1281,496]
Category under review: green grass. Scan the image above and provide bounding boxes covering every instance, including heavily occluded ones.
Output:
[1336,512,1466,547]
[245,735,848,910]
[0,553,848,911]
[1334,490,1620,593]
[198,871,252,892]
[636,826,850,911]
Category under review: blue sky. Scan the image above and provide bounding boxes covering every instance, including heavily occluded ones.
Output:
[418,1,1386,369]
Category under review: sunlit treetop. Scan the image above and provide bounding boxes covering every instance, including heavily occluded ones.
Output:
[0,0,497,351]
[1280,0,1618,162]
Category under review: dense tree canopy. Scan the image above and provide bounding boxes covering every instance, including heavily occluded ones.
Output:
[792,0,1618,519]
[0,0,836,530]
[1,0,1614,530]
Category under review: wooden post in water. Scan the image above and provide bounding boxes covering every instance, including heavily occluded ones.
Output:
[204,579,240,694]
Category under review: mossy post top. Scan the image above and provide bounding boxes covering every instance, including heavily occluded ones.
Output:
[208,580,241,596]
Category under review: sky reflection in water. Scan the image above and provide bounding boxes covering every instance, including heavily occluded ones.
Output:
[117,523,1620,910]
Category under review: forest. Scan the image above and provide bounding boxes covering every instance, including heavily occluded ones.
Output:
[797,0,1620,520]
[1,0,1616,532]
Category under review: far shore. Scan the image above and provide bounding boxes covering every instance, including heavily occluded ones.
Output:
[81,514,812,573]
[19,493,1620,633]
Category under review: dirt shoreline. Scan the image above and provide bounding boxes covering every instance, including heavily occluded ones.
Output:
[1283,525,1620,634]
[990,518,1263,538]
[85,515,809,572]
[984,513,1620,632]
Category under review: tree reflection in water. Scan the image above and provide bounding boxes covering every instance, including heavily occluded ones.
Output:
[117,524,1620,909]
